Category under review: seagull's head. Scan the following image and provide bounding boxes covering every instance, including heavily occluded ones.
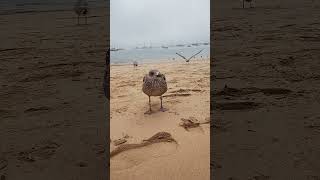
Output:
[149,69,159,77]
[149,70,166,80]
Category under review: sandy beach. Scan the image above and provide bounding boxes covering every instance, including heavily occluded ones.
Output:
[110,60,210,180]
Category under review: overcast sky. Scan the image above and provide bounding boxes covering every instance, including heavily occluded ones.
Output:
[110,0,209,48]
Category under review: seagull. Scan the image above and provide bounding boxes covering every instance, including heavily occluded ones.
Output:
[74,0,89,25]
[242,0,254,8]
[175,49,204,62]
[133,61,138,68]
[142,70,167,114]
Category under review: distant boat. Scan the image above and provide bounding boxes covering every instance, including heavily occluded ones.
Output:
[176,44,185,47]
[110,48,124,51]
[137,43,148,49]
[187,45,192,47]
[203,42,209,45]
[161,46,169,49]
[191,43,200,46]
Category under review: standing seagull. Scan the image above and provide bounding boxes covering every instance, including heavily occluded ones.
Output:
[133,61,138,68]
[242,0,254,8]
[142,70,167,114]
[74,0,89,25]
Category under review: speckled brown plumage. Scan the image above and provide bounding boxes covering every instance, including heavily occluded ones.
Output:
[142,70,167,113]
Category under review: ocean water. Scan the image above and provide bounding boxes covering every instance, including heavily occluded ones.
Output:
[110,45,210,64]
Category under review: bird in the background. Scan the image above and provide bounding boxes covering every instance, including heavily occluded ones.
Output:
[242,0,254,8]
[74,0,89,25]
[142,70,167,114]
[133,61,138,68]
[175,49,204,62]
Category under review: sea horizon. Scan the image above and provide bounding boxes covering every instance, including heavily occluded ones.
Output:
[110,44,210,64]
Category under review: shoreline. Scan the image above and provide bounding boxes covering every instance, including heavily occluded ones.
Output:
[110,57,210,66]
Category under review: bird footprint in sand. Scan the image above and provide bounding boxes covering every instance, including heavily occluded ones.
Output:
[115,106,128,113]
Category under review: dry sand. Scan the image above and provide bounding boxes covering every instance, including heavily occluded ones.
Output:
[212,0,320,179]
[110,60,210,180]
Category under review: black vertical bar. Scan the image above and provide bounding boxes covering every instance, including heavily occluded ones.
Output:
[105,0,110,179]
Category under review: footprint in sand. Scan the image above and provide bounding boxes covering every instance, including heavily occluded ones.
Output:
[166,99,181,105]
[115,106,128,113]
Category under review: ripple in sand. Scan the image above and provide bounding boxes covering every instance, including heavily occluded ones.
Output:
[17,141,60,162]
[213,101,261,111]
[24,106,51,113]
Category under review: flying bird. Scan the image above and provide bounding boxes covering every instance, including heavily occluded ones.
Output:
[74,0,89,25]
[175,49,204,62]
[142,70,167,114]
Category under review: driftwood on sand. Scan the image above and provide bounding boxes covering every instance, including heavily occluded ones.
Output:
[110,132,177,157]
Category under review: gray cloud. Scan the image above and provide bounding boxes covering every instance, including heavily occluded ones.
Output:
[111,0,209,48]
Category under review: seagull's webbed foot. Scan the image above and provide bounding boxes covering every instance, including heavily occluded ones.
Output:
[144,110,153,115]
[159,107,168,112]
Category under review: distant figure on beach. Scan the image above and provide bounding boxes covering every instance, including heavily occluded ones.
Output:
[133,61,138,68]
[142,70,167,114]
[74,0,89,25]
[242,0,254,8]
[103,48,110,99]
